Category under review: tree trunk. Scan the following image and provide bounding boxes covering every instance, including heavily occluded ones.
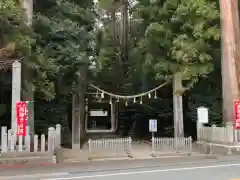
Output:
[231,1,240,91]
[21,0,34,151]
[220,0,240,124]
[121,1,129,78]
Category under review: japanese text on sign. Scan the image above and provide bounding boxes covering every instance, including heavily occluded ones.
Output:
[16,101,28,136]
[234,100,240,129]
[149,119,157,132]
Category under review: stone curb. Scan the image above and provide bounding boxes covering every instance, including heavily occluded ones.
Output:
[70,154,218,162]
[0,156,56,167]
[0,162,55,168]
[0,172,69,179]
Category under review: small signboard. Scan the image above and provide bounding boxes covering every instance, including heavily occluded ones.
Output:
[234,100,240,129]
[197,106,208,124]
[149,119,157,132]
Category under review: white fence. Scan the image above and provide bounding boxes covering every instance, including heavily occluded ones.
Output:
[151,137,192,154]
[197,124,234,144]
[0,124,61,153]
[88,137,132,154]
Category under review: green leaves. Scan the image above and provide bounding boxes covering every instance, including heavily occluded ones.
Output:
[33,0,95,96]
[0,0,31,54]
[1,0,95,99]
[0,0,59,99]
[134,0,220,85]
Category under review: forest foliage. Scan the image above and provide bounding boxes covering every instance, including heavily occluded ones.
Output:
[0,0,222,137]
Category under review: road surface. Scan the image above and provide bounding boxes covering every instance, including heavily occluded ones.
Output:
[44,163,240,180]
[1,155,240,180]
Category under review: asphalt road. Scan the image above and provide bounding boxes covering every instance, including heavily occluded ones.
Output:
[2,155,240,180]
[43,163,240,180]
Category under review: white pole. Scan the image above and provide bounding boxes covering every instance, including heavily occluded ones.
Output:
[11,61,21,134]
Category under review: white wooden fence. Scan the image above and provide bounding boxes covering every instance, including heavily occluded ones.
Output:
[151,137,192,154]
[88,137,132,154]
[0,124,61,153]
[197,124,234,144]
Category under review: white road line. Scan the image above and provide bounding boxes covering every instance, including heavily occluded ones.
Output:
[43,163,240,180]
[0,172,69,179]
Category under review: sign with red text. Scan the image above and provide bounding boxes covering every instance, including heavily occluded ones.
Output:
[234,100,240,129]
[16,101,28,136]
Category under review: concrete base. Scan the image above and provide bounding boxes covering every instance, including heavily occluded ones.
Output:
[88,152,131,160]
[0,152,56,165]
[56,148,133,162]
[196,142,240,155]
[0,156,55,165]
[153,152,192,157]
[1,152,53,158]
[57,149,88,163]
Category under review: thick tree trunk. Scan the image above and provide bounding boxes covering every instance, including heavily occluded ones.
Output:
[231,1,240,91]
[220,0,240,124]
[122,2,128,73]
[21,0,34,151]
[120,1,129,80]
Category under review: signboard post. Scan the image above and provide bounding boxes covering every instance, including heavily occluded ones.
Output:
[196,106,209,140]
[149,119,157,133]
[16,101,28,137]
[149,119,157,156]
[149,119,157,142]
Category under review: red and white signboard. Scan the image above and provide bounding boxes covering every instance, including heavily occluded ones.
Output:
[234,100,240,129]
[16,101,27,136]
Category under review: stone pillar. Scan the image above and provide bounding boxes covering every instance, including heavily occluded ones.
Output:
[11,61,21,135]
[173,73,184,138]
[72,94,80,149]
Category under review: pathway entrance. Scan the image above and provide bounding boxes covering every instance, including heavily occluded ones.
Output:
[62,137,194,163]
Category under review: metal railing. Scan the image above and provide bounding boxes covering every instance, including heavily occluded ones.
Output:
[151,137,192,155]
[88,137,132,154]
[197,125,234,144]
